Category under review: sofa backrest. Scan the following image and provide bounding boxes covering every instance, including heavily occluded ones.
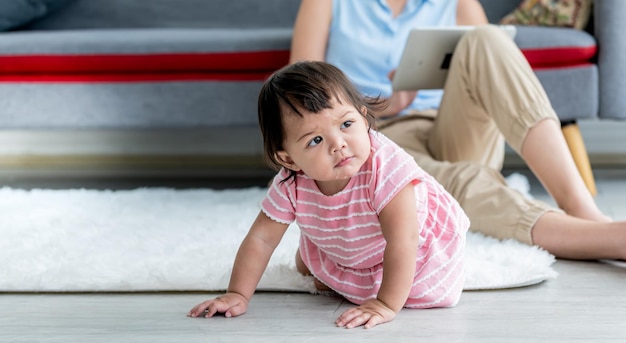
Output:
[24,0,301,30]
[478,0,519,23]
[26,0,522,30]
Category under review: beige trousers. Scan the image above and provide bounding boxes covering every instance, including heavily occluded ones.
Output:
[379,26,561,245]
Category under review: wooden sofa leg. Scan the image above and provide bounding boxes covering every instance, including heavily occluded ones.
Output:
[561,121,597,196]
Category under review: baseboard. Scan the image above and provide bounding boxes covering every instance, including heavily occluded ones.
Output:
[1,120,625,178]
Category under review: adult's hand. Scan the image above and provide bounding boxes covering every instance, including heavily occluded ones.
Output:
[376,70,418,118]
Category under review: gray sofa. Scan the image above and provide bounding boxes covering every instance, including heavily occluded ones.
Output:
[482,0,625,122]
[0,0,623,180]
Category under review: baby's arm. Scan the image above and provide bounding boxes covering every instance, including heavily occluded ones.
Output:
[188,211,289,318]
[336,184,420,329]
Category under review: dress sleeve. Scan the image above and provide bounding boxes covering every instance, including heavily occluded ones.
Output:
[370,132,421,214]
[260,169,297,225]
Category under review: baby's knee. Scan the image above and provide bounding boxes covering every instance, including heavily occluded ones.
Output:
[295,250,333,292]
[313,278,332,292]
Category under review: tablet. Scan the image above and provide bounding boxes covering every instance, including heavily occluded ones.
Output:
[392,25,517,91]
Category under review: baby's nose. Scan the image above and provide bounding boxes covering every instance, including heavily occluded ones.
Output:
[331,137,347,153]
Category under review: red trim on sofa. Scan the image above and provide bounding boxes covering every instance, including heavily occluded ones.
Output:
[0,47,595,82]
[521,46,597,67]
[0,50,291,74]
[0,73,276,83]
[531,62,593,71]
[0,64,594,83]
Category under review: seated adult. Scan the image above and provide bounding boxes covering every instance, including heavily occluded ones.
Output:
[289,0,626,261]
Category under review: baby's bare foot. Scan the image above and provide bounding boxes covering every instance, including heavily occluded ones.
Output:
[314,278,332,292]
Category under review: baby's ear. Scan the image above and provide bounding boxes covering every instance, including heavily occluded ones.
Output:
[275,151,301,171]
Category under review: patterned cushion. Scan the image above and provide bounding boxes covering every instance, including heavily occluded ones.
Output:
[500,0,593,30]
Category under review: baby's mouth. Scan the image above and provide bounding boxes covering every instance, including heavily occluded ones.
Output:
[335,156,354,167]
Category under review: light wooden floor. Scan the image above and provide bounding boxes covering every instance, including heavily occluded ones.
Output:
[2,168,626,342]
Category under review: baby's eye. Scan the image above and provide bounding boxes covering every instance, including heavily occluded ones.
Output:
[341,120,354,129]
[308,136,323,147]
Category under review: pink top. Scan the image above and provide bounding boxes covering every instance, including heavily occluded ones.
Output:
[261,131,469,308]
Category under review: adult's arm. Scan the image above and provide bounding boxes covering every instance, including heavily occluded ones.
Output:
[456,0,489,25]
[289,0,333,64]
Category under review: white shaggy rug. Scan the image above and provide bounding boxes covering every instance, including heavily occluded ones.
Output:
[0,174,557,292]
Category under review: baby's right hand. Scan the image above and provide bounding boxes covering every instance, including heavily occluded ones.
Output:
[187,292,249,318]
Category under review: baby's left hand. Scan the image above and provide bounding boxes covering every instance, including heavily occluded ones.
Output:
[335,299,397,329]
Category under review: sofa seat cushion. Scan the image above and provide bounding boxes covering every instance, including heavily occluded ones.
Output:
[0,80,268,128]
[0,28,291,76]
[535,65,598,121]
[514,26,596,68]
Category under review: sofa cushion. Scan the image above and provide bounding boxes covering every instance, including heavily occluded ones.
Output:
[0,80,267,128]
[479,0,520,23]
[0,0,74,31]
[0,29,291,76]
[514,26,596,67]
[24,0,300,30]
[535,65,598,121]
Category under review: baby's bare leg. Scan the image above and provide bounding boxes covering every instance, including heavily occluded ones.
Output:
[295,249,332,292]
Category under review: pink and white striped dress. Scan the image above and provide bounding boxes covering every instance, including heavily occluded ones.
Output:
[261,131,469,308]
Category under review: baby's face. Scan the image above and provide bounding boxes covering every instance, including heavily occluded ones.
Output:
[276,96,371,194]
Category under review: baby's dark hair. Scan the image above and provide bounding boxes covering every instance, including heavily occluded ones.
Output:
[257,61,386,180]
